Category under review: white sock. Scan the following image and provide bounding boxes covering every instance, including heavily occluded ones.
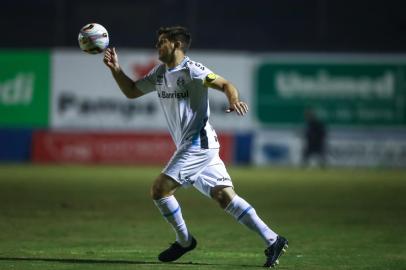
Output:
[225,195,277,247]
[154,195,191,247]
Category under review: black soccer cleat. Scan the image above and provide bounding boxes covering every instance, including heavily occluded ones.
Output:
[158,236,197,262]
[263,235,289,268]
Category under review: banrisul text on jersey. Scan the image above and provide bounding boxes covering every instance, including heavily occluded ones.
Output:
[158,91,189,99]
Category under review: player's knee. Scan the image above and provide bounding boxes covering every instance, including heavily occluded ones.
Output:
[211,186,236,209]
[150,176,167,200]
[150,174,178,200]
[150,182,165,200]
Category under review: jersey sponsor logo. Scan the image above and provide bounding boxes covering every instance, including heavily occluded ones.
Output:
[158,90,189,99]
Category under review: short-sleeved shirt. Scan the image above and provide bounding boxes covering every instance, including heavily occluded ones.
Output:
[135,56,220,149]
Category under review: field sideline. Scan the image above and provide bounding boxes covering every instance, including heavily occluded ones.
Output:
[0,165,405,270]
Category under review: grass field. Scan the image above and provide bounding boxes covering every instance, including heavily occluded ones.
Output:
[0,165,405,270]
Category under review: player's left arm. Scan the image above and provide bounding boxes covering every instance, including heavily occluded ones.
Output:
[204,73,249,116]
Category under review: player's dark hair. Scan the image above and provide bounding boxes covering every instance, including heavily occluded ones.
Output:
[157,26,192,52]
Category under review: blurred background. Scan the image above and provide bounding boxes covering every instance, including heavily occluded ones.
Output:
[1,0,406,168]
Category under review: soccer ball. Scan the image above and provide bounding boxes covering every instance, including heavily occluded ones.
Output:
[78,23,109,54]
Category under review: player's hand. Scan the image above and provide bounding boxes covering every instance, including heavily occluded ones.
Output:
[103,47,120,73]
[226,100,249,116]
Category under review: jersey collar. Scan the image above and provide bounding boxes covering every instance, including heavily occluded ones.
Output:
[167,56,189,72]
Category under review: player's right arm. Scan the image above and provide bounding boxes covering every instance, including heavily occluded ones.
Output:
[103,47,144,99]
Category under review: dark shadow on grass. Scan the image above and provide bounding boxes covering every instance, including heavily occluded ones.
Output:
[0,257,260,268]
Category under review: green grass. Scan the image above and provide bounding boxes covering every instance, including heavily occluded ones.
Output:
[0,165,405,269]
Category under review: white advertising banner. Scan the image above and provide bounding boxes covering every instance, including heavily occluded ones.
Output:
[253,129,302,166]
[327,131,406,167]
[253,129,406,168]
[51,50,254,131]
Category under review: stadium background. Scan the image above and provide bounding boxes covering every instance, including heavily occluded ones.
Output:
[2,0,406,167]
[1,1,406,270]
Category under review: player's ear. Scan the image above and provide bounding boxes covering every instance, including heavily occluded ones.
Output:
[174,41,182,49]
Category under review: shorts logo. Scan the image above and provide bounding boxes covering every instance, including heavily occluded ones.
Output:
[217,177,230,182]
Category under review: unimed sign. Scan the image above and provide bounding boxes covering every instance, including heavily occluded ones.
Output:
[256,58,406,126]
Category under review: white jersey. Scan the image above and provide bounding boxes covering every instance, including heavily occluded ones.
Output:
[135,56,220,149]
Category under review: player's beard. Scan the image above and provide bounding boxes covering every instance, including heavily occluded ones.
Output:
[159,47,176,64]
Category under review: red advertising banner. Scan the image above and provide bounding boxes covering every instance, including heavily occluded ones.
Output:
[32,131,233,165]
[218,134,233,163]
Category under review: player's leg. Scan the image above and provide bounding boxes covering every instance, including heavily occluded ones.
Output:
[211,186,288,267]
[193,153,288,268]
[151,173,196,262]
[211,186,279,247]
[154,147,216,262]
[151,173,191,246]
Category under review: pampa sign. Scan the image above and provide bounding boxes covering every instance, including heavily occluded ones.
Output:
[51,51,254,131]
[256,58,406,126]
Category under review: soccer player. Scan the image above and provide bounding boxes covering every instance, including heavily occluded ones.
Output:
[103,26,288,268]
